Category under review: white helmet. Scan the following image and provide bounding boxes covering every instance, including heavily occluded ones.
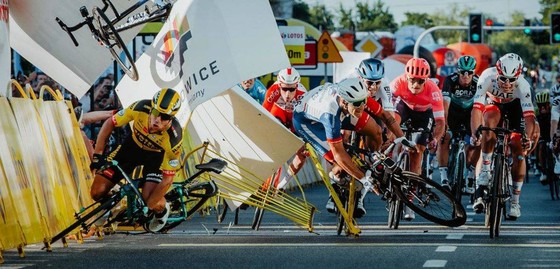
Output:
[551,84,560,96]
[337,78,368,103]
[277,68,301,84]
[496,53,524,78]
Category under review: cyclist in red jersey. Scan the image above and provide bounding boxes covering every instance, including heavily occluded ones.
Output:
[390,58,445,220]
[262,67,308,191]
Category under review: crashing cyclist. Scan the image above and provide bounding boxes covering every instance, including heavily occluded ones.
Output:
[389,57,445,220]
[436,55,481,194]
[90,88,183,232]
[470,53,539,219]
[293,78,415,218]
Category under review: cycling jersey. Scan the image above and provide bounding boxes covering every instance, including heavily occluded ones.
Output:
[293,83,377,161]
[263,82,307,132]
[237,79,267,104]
[349,69,395,112]
[442,72,479,110]
[550,85,560,122]
[473,67,534,119]
[111,99,183,175]
[390,74,445,120]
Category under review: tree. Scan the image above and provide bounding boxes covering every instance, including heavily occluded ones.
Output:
[354,0,398,32]
[337,3,354,31]
[292,0,311,23]
[308,3,335,31]
[401,12,434,29]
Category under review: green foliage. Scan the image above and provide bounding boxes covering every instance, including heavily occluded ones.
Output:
[354,0,398,32]
[309,3,336,31]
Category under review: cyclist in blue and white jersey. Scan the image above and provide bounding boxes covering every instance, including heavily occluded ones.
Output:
[437,55,480,194]
[470,53,538,219]
[549,84,560,174]
[293,78,414,217]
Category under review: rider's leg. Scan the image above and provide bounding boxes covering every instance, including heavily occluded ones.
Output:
[437,130,451,187]
[90,174,116,201]
[473,107,499,213]
[508,133,525,219]
[465,144,481,194]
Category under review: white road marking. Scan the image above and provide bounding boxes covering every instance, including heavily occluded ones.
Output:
[436,246,457,252]
[423,260,447,267]
[446,233,464,240]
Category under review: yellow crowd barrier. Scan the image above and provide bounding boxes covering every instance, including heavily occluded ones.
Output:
[0,83,93,261]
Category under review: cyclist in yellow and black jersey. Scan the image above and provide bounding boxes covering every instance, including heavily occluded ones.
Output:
[90,88,183,232]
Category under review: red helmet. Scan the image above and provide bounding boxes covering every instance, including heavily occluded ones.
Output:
[405,58,431,79]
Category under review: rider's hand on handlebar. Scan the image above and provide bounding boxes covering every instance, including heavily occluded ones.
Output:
[427,138,438,151]
[90,153,106,171]
[470,134,481,146]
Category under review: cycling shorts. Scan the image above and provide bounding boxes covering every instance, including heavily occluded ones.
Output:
[395,100,434,146]
[97,138,164,185]
[447,103,472,136]
[484,99,524,131]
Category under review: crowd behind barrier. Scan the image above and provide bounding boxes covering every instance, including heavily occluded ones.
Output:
[0,82,94,257]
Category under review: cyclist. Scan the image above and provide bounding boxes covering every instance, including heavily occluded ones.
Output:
[262,67,308,191]
[354,58,399,144]
[293,78,414,217]
[238,77,267,104]
[390,57,445,220]
[534,90,552,184]
[470,53,538,219]
[89,88,183,232]
[436,55,480,194]
[550,83,560,174]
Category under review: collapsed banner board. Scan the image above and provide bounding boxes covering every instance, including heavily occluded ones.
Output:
[115,0,290,126]
[0,0,8,95]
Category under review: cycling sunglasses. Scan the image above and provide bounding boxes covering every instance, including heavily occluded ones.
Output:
[351,99,366,107]
[407,77,426,85]
[280,86,297,92]
[497,75,518,83]
[364,79,382,86]
[151,109,172,121]
[458,70,475,76]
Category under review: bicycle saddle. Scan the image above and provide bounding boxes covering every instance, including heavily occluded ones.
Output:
[195,158,227,174]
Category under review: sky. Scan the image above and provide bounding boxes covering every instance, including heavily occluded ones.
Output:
[301,0,542,24]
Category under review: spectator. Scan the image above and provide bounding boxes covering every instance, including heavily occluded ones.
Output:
[238,77,267,104]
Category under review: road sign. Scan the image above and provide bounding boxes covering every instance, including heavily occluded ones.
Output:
[355,34,382,58]
[317,31,342,63]
[293,40,317,69]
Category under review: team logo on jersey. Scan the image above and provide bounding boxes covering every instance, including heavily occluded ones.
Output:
[168,159,180,168]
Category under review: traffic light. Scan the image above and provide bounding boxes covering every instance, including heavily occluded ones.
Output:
[485,19,493,34]
[551,12,560,44]
[524,19,532,35]
[468,14,483,43]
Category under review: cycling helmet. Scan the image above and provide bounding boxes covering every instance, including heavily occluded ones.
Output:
[337,78,368,103]
[357,58,385,80]
[457,55,477,71]
[405,58,430,79]
[277,68,301,84]
[551,84,560,96]
[496,53,524,78]
[535,90,550,104]
[152,88,181,116]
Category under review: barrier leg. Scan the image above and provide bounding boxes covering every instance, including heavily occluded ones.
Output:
[61,237,68,248]
[43,239,52,253]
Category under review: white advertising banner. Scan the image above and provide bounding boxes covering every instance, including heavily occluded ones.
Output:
[0,0,9,95]
[115,0,290,126]
[9,0,144,98]
[188,87,304,206]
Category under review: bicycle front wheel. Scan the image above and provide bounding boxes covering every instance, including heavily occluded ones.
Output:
[387,191,403,229]
[489,155,504,238]
[452,152,466,203]
[92,7,139,81]
[394,171,466,227]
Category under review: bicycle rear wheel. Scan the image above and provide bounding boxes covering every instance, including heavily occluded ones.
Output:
[394,171,466,227]
[546,148,560,200]
[50,194,120,245]
[92,7,139,81]
[162,181,218,232]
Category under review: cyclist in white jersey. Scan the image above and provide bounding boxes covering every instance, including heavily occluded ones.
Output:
[470,53,538,219]
[549,84,560,174]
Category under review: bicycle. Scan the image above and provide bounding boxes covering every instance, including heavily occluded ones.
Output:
[544,136,560,200]
[55,0,174,81]
[446,126,470,203]
[347,141,467,228]
[475,125,515,238]
[46,157,224,250]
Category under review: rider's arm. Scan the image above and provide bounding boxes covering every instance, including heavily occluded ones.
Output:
[551,95,560,139]
[430,83,445,141]
[517,79,536,141]
[329,140,365,179]
[93,117,116,155]
[471,77,489,137]
[379,110,404,138]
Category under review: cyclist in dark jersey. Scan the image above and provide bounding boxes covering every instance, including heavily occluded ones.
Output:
[89,88,183,232]
[436,56,480,194]
[534,90,551,184]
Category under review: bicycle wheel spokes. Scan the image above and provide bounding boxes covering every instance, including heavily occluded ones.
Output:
[453,152,466,202]
[92,7,139,81]
[395,171,466,227]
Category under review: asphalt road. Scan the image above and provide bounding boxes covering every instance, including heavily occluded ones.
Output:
[2,170,559,269]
